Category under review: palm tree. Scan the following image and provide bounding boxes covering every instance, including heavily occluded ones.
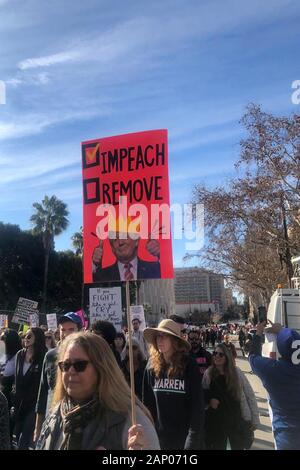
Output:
[71,227,83,256]
[72,226,84,308]
[30,195,69,312]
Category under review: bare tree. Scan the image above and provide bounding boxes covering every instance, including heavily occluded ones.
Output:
[189,105,300,303]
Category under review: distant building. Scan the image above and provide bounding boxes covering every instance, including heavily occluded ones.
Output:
[138,278,175,326]
[224,287,234,310]
[174,267,225,316]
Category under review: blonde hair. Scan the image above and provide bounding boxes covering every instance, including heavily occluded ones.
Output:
[149,334,189,379]
[208,343,241,401]
[52,332,152,420]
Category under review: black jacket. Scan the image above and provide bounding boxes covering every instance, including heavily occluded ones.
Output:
[36,347,58,415]
[121,360,147,400]
[143,355,205,450]
[14,349,45,417]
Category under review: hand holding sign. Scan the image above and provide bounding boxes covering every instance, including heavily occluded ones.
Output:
[92,239,103,267]
[146,239,160,259]
[128,424,145,451]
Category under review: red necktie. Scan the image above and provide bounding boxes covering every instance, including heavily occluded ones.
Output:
[124,263,134,280]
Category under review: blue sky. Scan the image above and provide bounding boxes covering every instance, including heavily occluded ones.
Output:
[0,0,300,267]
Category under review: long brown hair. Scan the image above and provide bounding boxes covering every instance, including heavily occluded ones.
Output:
[52,332,152,420]
[207,343,241,401]
[149,334,189,379]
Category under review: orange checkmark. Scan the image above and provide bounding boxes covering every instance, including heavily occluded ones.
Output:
[86,143,99,163]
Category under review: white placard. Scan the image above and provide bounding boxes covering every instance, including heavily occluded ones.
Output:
[89,287,122,332]
[130,305,146,330]
[12,297,38,325]
[29,314,39,327]
[0,315,8,328]
[47,314,58,331]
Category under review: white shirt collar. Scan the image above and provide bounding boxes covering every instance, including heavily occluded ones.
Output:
[117,257,138,280]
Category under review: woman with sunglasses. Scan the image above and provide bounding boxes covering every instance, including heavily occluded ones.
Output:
[121,338,147,400]
[202,344,259,450]
[36,332,160,450]
[14,327,47,449]
[44,331,56,351]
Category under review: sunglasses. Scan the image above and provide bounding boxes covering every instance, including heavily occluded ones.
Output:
[213,351,225,358]
[58,360,90,373]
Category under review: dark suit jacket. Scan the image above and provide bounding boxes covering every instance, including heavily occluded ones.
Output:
[93,258,161,282]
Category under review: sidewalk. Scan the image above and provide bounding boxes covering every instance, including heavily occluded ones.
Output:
[236,356,275,450]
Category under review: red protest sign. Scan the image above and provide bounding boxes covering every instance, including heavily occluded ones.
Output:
[81,130,173,283]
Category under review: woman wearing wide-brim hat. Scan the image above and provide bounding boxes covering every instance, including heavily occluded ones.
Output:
[142,319,205,450]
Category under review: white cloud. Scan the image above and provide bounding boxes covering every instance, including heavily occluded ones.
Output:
[5,72,50,88]
[35,72,50,84]
[5,78,23,86]
[0,142,79,185]
[18,50,81,70]
[170,127,240,153]
[0,108,108,141]
[15,1,297,74]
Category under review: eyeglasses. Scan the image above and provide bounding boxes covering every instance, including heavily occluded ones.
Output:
[213,351,225,358]
[58,360,90,373]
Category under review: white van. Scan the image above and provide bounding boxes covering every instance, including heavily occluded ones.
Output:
[262,288,300,359]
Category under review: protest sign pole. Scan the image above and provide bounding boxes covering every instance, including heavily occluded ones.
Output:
[125,280,136,426]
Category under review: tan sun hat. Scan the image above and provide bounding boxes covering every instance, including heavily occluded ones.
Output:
[143,319,191,351]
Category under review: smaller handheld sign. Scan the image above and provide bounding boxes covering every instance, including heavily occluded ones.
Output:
[89,287,122,331]
[0,315,8,329]
[12,297,38,325]
[30,313,39,327]
[47,314,58,331]
[130,305,146,330]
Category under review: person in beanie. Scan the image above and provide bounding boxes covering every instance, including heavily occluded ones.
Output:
[34,312,82,444]
[249,321,300,450]
[142,319,205,450]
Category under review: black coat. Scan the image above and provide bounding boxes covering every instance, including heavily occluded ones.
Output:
[14,349,45,417]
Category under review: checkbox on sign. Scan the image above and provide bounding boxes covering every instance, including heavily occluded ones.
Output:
[82,142,100,169]
[83,178,100,204]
